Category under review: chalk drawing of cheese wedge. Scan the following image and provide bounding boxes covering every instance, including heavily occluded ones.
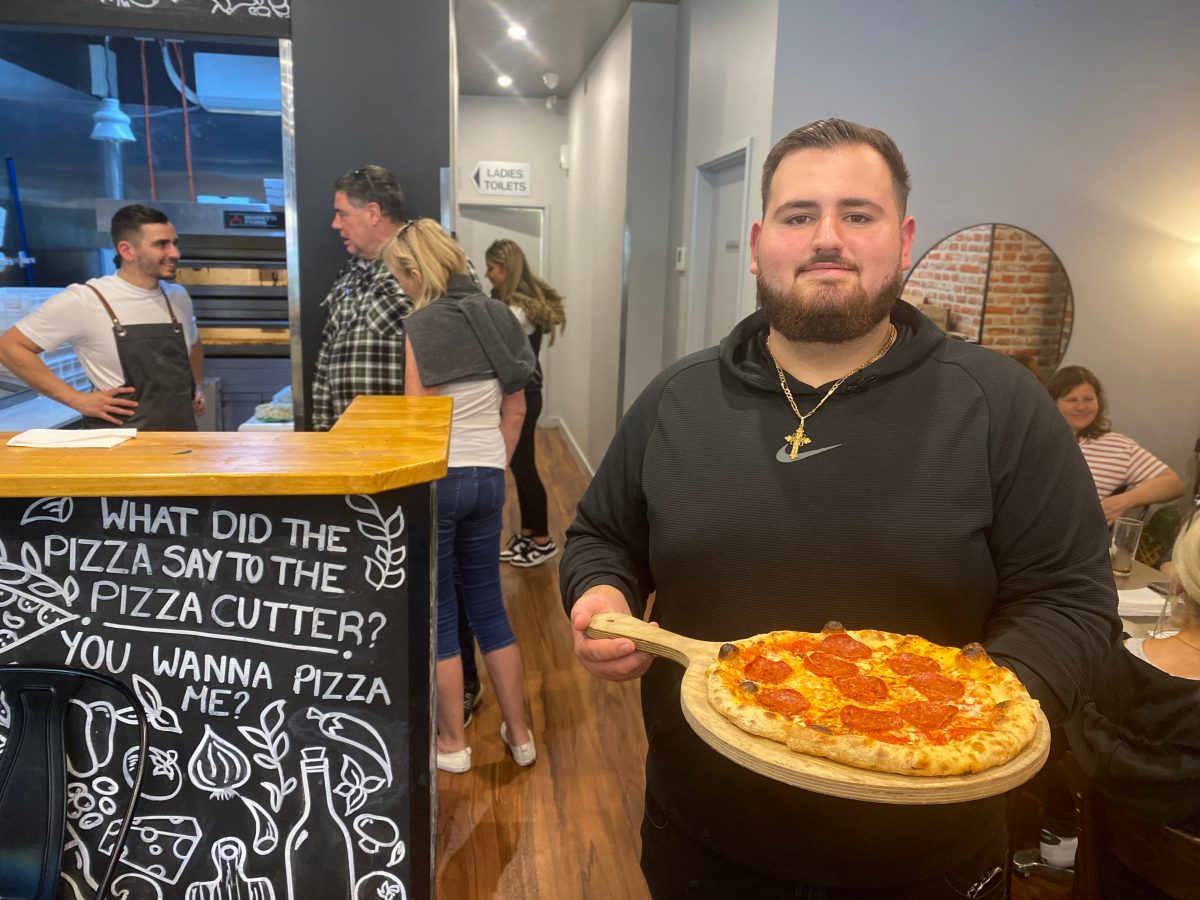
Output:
[0,559,80,657]
[98,815,202,885]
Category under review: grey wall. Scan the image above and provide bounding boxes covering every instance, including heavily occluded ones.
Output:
[664,0,778,362]
[770,0,1200,486]
[556,9,634,471]
[289,0,451,429]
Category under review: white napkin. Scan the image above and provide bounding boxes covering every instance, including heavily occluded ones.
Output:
[1117,587,1167,618]
[7,428,137,449]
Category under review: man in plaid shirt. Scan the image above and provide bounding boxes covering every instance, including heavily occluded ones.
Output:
[310,165,413,431]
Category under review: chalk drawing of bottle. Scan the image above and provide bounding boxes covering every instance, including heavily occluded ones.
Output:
[284,747,355,899]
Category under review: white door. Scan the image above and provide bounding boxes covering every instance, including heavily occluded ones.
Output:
[455,204,545,284]
[702,160,747,347]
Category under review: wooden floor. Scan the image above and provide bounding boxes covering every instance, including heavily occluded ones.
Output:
[435,426,1073,900]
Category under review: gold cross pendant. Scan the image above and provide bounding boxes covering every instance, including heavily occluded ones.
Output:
[784,423,811,459]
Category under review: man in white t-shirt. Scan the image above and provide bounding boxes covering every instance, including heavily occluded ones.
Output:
[0,204,205,430]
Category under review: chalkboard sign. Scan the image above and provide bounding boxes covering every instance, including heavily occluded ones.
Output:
[0,488,432,900]
[0,0,290,40]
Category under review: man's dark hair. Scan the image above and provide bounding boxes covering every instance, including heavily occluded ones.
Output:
[761,119,911,216]
[110,204,170,268]
[333,164,406,223]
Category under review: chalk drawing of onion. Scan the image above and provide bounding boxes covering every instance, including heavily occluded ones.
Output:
[187,725,251,800]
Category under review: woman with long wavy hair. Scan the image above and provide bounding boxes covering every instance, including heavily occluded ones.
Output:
[484,239,566,568]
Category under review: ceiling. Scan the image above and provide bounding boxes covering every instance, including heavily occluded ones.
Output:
[454,0,675,98]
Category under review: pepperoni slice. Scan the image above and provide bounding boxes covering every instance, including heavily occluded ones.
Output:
[908,671,966,701]
[840,705,902,732]
[804,651,860,678]
[835,673,889,703]
[887,652,941,675]
[819,633,873,660]
[900,701,957,731]
[758,688,811,717]
[744,656,792,684]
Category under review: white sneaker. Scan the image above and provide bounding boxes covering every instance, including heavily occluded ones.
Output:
[1039,826,1078,869]
[500,535,532,561]
[436,747,471,774]
[500,722,536,767]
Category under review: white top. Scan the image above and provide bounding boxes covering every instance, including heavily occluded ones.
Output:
[1124,636,1200,680]
[438,377,506,469]
[16,274,199,392]
[1078,432,1169,500]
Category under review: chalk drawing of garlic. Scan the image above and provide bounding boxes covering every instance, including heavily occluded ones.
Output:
[346,495,406,590]
[188,726,251,800]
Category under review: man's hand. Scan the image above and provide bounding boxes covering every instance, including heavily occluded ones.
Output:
[1099,493,1133,525]
[569,584,656,682]
[193,386,206,417]
[72,387,137,425]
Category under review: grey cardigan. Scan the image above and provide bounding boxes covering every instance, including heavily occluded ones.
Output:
[404,273,535,393]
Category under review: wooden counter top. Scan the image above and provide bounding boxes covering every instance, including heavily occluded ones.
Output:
[0,395,450,497]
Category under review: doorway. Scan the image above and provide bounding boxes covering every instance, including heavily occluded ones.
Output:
[455,204,545,282]
[686,140,753,354]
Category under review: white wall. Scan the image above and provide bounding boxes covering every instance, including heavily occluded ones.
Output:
[557,9,633,471]
[664,0,779,362]
[770,0,1200,485]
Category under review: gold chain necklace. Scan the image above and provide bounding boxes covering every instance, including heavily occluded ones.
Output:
[767,324,897,459]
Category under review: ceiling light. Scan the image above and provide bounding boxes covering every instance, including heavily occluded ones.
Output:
[497,74,513,88]
[507,24,527,40]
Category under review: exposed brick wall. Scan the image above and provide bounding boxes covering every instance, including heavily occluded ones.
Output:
[903,225,991,339]
[906,224,1072,369]
[979,225,1072,371]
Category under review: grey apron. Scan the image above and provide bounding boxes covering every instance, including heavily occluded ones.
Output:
[83,283,198,432]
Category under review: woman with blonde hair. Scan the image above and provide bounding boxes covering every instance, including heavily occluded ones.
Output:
[381,219,537,773]
[1065,513,1200,839]
[1046,365,1184,523]
[484,239,565,567]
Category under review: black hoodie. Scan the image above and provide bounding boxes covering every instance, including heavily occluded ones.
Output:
[561,301,1120,887]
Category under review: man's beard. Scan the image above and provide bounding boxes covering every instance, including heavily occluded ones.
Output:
[758,261,903,344]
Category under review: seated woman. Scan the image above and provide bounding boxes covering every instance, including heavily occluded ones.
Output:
[1064,514,1200,836]
[381,219,537,773]
[1046,366,1184,523]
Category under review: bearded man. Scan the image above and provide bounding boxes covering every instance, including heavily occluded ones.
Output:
[560,119,1118,898]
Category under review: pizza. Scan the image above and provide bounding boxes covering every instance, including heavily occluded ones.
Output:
[705,621,1039,776]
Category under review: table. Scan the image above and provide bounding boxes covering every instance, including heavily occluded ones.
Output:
[1116,559,1168,637]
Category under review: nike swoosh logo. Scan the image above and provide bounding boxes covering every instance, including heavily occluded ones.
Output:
[776,443,842,463]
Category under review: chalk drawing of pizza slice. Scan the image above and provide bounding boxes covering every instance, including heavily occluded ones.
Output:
[0,558,81,657]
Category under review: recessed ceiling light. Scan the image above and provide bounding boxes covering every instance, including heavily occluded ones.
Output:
[497,74,513,88]
[507,24,527,40]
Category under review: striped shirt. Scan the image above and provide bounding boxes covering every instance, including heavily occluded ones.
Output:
[1079,432,1169,500]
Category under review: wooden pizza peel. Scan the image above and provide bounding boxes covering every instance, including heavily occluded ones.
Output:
[586,612,1051,805]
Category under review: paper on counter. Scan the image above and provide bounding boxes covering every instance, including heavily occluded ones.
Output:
[1117,587,1167,618]
[7,428,137,449]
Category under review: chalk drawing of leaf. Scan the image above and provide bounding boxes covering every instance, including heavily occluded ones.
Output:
[132,675,182,734]
[346,494,380,516]
[20,543,42,574]
[387,840,406,867]
[21,497,74,526]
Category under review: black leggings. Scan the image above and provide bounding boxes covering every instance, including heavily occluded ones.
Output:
[510,389,548,536]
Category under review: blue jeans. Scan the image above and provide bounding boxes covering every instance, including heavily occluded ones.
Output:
[436,466,514,660]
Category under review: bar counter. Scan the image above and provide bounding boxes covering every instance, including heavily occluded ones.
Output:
[0,395,448,900]
[0,395,451,497]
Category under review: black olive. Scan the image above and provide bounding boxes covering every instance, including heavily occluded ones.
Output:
[718,642,738,659]
[739,681,757,693]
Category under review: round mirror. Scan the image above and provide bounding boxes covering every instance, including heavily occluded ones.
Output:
[902,224,1073,373]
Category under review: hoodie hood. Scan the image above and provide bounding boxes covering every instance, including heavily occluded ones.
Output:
[721,299,947,398]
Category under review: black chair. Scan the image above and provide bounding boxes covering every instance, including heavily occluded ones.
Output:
[0,666,148,900]
[1063,751,1200,900]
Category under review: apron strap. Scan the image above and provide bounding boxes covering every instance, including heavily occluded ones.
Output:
[84,283,126,337]
[85,282,184,335]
